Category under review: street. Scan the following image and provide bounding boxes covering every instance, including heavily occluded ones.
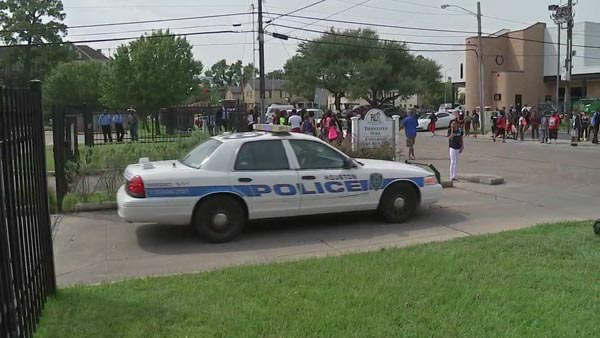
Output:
[53,132,600,286]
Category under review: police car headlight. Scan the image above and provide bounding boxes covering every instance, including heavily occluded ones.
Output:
[424,176,438,185]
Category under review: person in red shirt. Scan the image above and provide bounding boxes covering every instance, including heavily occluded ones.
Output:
[495,112,507,143]
[548,112,561,143]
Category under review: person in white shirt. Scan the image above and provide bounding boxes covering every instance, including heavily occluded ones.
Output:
[288,110,302,132]
[246,110,255,131]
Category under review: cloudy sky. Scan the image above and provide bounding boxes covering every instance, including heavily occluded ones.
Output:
[61,0,599,80]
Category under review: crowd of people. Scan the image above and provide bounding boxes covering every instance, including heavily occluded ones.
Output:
[97,111,138,143]
[260,108,353,144]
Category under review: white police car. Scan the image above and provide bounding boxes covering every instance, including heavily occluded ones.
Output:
[117,124,442,242]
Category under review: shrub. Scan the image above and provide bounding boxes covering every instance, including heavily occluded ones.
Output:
[334,140,397,161]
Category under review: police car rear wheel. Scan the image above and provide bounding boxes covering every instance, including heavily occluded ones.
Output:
[379,183,417,223]
[193,196,246,243]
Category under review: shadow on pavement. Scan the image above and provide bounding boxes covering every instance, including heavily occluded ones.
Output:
[134,207,469,255]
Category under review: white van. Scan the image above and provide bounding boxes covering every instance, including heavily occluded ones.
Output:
[265,104,295,123]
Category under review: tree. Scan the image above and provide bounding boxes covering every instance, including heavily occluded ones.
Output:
[0,0,68,85]
[284,28,442,109]
[266,69,285,80]
[101,30,202,114]
[43,61,105,110]
[242,63,257,83]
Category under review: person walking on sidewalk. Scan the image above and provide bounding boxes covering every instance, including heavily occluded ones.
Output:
[403,111,418,160]
[448,120,464,181]
[540,113,549,143]
[428,112,438,136]
[464,111,472,136]
[530,109,540,140]
[548,112,561,144]
[592,110,600,144]
[471,111,480,137]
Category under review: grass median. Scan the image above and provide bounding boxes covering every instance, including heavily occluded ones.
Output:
[37,221,600,337]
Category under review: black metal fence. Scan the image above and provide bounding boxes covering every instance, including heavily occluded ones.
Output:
[1,82,56,337]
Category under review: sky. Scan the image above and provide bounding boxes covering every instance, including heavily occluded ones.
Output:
[60,0,600,80]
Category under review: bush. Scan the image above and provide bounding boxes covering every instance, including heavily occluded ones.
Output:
[76,131,208,171]
[61,192,114,213]
[334,141,396,161]
[48,187,57,214]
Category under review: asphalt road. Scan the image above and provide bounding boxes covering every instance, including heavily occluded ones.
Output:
[53,133,600,286]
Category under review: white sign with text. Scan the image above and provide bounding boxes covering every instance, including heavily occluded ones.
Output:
[358,109,394,148]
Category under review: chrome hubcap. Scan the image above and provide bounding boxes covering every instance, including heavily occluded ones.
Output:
[212,213,229,229]
[393,197,405,210]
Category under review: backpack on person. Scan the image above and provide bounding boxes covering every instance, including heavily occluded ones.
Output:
[592,111,600,126]
[301,119,314,134]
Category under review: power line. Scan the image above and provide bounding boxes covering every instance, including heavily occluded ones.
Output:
[0,30,253,48]
[266,32,476,53]
[268,23,475,46]
[333,0,466,16]
[268,0,328,23]
[4,12,253,33]
[265,12,600,49]
[68,24,244,37]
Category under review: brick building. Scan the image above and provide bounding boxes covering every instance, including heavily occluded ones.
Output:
[455,21,600,112]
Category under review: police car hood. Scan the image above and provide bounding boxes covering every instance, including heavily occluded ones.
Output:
[356,158,431,176]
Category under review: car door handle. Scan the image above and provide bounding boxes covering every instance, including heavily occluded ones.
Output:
[301,175,316,180]
[238,178,253,183]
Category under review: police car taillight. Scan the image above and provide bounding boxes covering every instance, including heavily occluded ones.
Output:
[424,176,438,185]
[127,175,146,198]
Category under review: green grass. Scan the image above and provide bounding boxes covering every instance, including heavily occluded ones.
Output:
[37,221,600,337]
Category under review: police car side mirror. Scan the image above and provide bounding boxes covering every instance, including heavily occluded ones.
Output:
[343,158,357,169]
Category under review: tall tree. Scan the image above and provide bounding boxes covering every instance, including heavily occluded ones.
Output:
[0,0,68,85]
[101,30,202,114]
[284,28,442,109]
[242,63,257,83]
[43,60,105,110]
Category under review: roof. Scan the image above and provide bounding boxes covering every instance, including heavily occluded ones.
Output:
[247,78,286,90]
[74,45,110,61]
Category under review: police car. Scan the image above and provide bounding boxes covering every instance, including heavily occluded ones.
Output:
[117,124,442,243]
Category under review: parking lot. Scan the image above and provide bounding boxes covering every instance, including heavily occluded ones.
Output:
[53,133,600,286]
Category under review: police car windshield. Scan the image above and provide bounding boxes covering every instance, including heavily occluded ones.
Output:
[180,139,222,168]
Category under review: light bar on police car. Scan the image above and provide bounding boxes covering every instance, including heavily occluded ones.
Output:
[253,124,292,133]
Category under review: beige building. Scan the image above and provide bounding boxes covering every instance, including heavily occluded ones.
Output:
[240,79,307,108]
[458,21,600,112]
[327,93,422,111]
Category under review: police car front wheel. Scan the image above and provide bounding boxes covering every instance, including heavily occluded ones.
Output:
[193,195,246,243]
[379,183,417,223]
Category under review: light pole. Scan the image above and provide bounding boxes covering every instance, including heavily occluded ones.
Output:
[442,2,485,134]
[549,4,569,114]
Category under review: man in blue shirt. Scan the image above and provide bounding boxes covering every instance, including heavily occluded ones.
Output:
[402,111,418,160]
[112,113,125,142]
[98,112,113,143]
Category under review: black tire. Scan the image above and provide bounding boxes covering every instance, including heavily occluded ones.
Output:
[594,220,600,236]
[378,182,418,223]
[193,195,246,243]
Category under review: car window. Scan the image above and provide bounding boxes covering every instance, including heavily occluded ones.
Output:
[289,140,346,170]
[235,140,289,171]
[180,139,222,168]
[438,113,449,118]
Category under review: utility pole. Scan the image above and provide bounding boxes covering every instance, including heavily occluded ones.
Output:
[477,1,485,135]
[564,0,574,117]
[258,0,266,122]
[556,23,561,112]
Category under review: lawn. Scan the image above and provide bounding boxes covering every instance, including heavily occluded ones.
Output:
[37,221,600,337]
[45,146,54,172]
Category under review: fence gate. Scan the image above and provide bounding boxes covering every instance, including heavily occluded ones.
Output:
[0,82,56,337]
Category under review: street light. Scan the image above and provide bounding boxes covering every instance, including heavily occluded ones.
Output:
[442,2,485,135]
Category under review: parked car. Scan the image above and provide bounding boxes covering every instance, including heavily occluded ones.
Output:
[417,112,456,131]
[117,124,442,243]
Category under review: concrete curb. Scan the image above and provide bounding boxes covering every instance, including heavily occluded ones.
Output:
[457,174,504,185]
[72,201,117,212]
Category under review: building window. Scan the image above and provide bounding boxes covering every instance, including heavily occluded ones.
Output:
[493,94,501,101]
[545,95,552,102]
[460,63,463,79]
